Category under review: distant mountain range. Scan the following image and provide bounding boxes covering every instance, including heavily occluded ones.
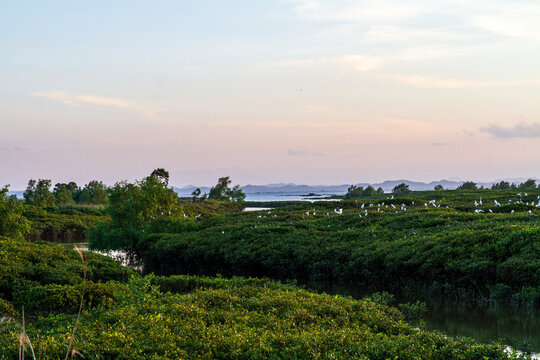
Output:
[174,178,539,196]
[7,178,537,199]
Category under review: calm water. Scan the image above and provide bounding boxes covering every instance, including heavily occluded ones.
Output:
[302,280,540,355]
[244,192,341,202]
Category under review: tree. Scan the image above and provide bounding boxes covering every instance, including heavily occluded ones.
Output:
[90,171,181,251]
[208,177,245,202]
[54,182,78,205]
[23,179,36,203]
[362,185,377,197]
[24,179,55,207]
[227,185,246,202]
[519,179,536,190]
[77,188,92,203]
[345,185,363,199]
[491,181,510,190]
[376,187,384,194]
[434,185,444,191]
[85,180,108,204]
[191,188,201,201]
[0,185,30,238]
[150,168,170,186]
[457,181,477,190]
[392,183,411,195]
[191,188,208,202]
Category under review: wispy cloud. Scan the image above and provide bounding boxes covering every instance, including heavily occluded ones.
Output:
[431,142,451,146]
[0,146,29,152]
[480,122,540,138]
[289,0,428,23]
[34,91,133,108]
[288,149,325,157]
[33,91,163,117]
[382,74,540,88]
[289,0,540,41]
[271,47,454,72]
[456,0,540,40]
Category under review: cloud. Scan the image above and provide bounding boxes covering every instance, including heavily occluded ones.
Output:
[288,149,325,157]
[271,56,384,71]
[33,91,133,108]
[381,74,540,88]
[289,0,428,23]
[289,0,540,41]
[335,55,386,71]
[0,146,29,152]
[271,49,449,72]
[431,142,450,146]
[270,44,479,73]
[480,122,540,138]
[33,91,163,117]
[288,149,306,156]
[459,1,540,40]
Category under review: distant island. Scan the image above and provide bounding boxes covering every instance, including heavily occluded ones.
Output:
[172,177,540,196]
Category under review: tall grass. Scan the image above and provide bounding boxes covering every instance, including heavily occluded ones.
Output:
[15,244,87,360]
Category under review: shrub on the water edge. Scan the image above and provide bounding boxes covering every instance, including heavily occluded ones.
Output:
[0,237,133,302]
[0,276,526,360]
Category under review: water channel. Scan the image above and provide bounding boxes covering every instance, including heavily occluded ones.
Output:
[64,241,540,356]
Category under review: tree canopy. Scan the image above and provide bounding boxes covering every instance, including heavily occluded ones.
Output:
[208,177,245,202]
[0,185,30,238]
[150,168,170,186]
[392,183,411,195]
[457,181,477,190]
[24,179,55,207]
[519,178,537,190]
[89,169,181,250]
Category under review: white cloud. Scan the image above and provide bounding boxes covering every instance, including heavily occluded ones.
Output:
[480,122,540,138]
[289,0,428,23]
[360,25,470,44]
[452,0,540,40]
[289,0,540,41]
[382,74,540,88]
[271,46,462,72]
[33,91,134,108]
[33,91,163,117]
[288,149,325,157]
[334,55,387,71]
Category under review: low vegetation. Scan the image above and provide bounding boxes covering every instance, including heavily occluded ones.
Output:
[131,189,540,304]
[1,173,539,358]
[0,240,526,359]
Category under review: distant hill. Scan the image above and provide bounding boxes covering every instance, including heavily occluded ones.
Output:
[173,184,349,196]
[175,178,539,196]
[7,178,538,199]
[370,179,463,192]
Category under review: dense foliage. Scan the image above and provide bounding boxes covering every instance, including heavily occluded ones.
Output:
[24,178,56,207]
[0,237,132,307]
[136,189,540,304]
[1,187,537,359]
[0,253,524,359]
[0,186,30,239]
[89,172,245,252]
[24,205,104,242]
[207,176,246,202]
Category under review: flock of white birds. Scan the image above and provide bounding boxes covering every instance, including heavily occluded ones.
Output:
[207,193,540,235]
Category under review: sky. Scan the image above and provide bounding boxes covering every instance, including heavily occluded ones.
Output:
[1,0,539,189]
